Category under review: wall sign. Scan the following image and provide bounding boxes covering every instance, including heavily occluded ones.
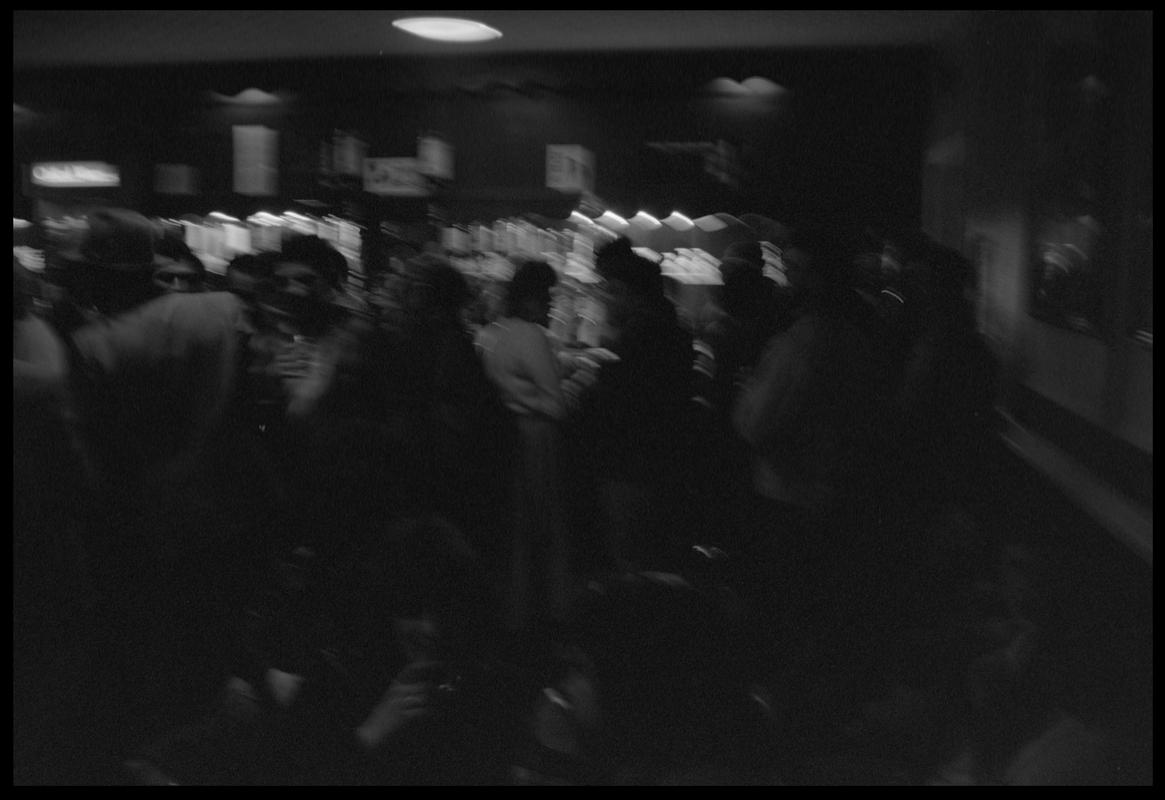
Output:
[334,130,367,177]
[546,145,594,193]
[30,161,120,189]
[363,157,431,197]
[233,125,279,196]
[417,135,454,181]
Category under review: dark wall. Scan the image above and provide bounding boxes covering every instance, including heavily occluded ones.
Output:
[15,48,933,226]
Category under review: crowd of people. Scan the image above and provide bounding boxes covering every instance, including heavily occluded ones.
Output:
[13,206,1003,784]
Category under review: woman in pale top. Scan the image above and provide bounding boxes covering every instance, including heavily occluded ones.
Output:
[475,259,570,631]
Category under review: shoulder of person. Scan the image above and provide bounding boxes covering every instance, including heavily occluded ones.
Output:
[513,317,552,343]
[13,315,72,402]
[472,321,495,347]
[137,290,247,329]
[495,317,547,345]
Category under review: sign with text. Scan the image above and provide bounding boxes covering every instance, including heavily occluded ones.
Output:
[30,161,120,189]
[546,145,594,193]
[363,157,431,197]
[417,135,454,181]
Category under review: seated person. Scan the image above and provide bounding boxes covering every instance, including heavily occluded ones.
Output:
[127,515,523,786]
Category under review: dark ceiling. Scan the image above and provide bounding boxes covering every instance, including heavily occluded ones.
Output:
[13,10,970,69]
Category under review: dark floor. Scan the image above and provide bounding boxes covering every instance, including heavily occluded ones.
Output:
[13,449,1153,786]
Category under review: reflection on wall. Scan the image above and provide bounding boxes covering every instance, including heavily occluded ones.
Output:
[1031,209,1103,334]
[1028,57,1113,336]
[942,11,1151,555]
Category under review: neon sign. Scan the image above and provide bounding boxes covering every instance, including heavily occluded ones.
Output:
[30,161,120,188]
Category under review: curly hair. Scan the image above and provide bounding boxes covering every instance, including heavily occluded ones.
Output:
[280,234,349,288]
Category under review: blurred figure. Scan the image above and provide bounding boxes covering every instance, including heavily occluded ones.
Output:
[54,208,161,320]
[59,209,274,742]
[242,234,395,561]
[695,248,784,422]
[570,237,696,572]
[875,225,933,385]
[128,515,518,786]
[730,219,884,660]
[515,571,779,785]
[152,235,207,294]
[247,234,372,422]
[379,252,516,562]
[225,250,277,310]
[475,259,571,631]
[893,243,1002,510]
[13,258,101,783]
[690,245,787,553]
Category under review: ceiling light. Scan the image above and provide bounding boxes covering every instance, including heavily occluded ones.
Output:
[595,211,628,230]
[630,211,662,229]
[740,77,787,96]
[693,214,728,232]
[662,212,695,230]
[392,17,503,43]
[706,77,752,96]
[209,88,287,105]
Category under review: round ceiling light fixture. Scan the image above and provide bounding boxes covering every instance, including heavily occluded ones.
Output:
[392,17,503,43]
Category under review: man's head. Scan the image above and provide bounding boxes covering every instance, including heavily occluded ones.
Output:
[269,235,347,324]
[63,208,160,315]
[595,237,663,298]
[780,221,852,295]
[225,252,276,304]
[506,259,558,325]
[718,255,768,318]
[152,236,206,295]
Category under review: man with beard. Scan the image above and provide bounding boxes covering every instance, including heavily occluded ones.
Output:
[243,234,390,554]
